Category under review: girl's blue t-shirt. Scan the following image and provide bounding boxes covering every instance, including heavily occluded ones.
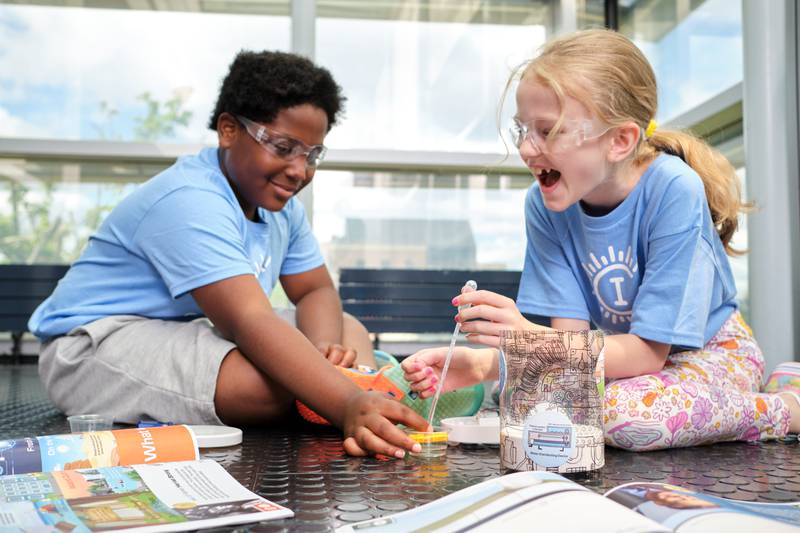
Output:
[517,153,738,349]
[29,147,324,340]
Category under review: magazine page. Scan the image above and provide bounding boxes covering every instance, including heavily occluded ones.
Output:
[604,482,800,532]
[337,471,666,533]
[0,425,198,475]
[0,459,292,532]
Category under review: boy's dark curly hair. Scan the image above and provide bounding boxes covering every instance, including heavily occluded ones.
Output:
[208,50,345,131]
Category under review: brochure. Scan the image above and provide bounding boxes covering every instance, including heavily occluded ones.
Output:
[337,471,800,532]
[0,459,292,532]
[0,426,198,475]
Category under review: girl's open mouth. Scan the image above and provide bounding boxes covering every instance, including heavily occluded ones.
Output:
[535,167,562,190]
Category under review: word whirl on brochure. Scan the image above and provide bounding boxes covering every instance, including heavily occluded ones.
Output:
[0,426,199,475]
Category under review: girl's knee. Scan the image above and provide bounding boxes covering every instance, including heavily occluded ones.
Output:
[604,376,672,451]
[604,419,671,452]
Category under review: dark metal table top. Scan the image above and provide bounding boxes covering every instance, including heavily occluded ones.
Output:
[1,365,798,532]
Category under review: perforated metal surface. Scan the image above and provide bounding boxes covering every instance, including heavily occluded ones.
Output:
[1,365,798,532]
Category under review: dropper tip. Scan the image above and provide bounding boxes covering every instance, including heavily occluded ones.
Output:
[465,280,477,290]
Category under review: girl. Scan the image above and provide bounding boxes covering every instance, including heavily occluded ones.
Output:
[402,29,800,451]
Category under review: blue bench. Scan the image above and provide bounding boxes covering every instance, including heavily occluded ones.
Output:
[338,268,539,350]
[0,264,69,361]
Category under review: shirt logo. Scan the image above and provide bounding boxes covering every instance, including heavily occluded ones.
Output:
[581,245,638,325]
[254,254,271,277]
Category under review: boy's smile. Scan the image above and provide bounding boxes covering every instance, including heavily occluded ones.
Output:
[218,104,328,219]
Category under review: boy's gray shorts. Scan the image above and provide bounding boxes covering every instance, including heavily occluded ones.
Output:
[38,311,296,426]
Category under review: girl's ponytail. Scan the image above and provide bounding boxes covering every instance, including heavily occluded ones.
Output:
[638,130,752,256]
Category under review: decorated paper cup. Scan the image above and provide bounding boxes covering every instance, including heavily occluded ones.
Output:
[405,427,448,459]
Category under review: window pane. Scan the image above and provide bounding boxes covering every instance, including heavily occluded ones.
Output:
[313,169,532,276]
[0,2,290,143]
[0,158,161,264]
[620,0,743,122]
[317,1,554,152]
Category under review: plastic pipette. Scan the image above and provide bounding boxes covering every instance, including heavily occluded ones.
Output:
[426,280,478,428]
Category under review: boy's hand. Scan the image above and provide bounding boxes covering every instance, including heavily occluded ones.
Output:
[341,391,429,458]
[401,346,493,398]
[316,341,358,368]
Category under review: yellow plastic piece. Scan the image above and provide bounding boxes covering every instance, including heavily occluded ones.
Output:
[407,431,449,444]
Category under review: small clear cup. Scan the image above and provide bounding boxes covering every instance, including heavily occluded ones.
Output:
[405,427,448,459]
[67,414,114,433]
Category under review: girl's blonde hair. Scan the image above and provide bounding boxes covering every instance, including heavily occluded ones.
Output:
[513,29,750,255]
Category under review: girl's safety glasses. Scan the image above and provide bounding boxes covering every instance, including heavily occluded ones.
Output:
[509,117,612,155]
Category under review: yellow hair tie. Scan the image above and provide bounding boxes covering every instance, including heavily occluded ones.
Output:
[645,119,658,139]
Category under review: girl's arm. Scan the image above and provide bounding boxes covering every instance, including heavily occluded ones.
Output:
[402,346,499,398]
[551,317,669,378]
[602,334,670,378]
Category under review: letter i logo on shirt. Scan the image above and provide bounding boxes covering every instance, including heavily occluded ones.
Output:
[581,245,638,325]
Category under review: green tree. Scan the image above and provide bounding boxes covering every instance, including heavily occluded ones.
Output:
[0,179,120,264]
[134,88,193,141]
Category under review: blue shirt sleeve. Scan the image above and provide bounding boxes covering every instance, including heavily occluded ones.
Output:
[132,187,255,298]
[517,186,590,321]
[630,176,716,348]
[279,198,325,276]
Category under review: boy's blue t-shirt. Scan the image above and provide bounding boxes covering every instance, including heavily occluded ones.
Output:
[517,153,738,349]
[29,147,324,340]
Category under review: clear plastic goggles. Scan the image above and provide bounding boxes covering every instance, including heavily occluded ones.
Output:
[237,115,327,168]
[509,117,611,155]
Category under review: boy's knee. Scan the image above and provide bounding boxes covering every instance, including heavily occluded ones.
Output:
[343,312,368,335]
[215,349,294,425]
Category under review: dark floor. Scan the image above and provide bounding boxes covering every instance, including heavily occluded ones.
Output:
[1,365,798,532]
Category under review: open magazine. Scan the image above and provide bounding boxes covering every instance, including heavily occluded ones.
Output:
[0,459,291,531]
[0,427,293,531]
[337,471,800,533]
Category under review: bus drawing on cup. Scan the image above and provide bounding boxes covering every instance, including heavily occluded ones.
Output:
[528,425,572,451]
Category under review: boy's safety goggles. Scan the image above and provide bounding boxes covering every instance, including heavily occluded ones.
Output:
[237,115,327,168]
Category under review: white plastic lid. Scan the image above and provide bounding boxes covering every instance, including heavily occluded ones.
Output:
[188,425,243,448]
[441,414,500,444]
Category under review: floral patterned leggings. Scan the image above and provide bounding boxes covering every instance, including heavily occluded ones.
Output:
[604,311,791,451]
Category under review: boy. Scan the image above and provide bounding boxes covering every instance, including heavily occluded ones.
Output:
[29,50,427,458]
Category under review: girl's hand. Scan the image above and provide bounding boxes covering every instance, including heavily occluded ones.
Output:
[341,391,429,458]
[401,346,495,398]
[453,289,550,348]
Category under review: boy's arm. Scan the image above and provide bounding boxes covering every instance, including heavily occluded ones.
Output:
[279,265,343,349]
[192,273,428,457]
[193,273,352,426]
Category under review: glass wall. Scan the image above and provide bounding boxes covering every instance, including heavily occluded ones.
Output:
[1,0,747,315]
[0,157,157,263]
[314,170,532,274]
[316,2,549,152]
[0,2,290,143]
[620,0,743,123]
